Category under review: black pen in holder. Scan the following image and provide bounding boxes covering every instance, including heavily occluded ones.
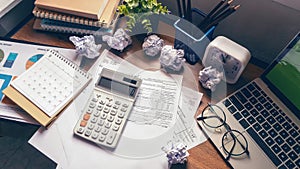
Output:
[174,9,216,65]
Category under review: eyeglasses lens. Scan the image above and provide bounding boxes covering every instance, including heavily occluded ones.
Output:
[222,130,248,156]
[202,105,225,128]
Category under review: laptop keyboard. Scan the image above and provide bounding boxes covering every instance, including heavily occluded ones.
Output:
[223,82,300,169]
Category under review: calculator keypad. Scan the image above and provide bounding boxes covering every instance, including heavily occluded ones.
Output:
[74,91,133,148]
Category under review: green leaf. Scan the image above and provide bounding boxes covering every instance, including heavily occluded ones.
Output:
[117,0,169,33]
[141,19,149,24]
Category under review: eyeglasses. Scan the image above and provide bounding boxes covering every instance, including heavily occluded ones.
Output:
[197,103,249,161]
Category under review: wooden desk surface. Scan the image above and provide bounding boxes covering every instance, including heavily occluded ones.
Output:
[10,18,264,169]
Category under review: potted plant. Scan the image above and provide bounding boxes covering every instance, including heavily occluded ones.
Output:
[117,0,169,34]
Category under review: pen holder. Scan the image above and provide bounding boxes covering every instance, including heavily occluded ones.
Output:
[174,9,216,65]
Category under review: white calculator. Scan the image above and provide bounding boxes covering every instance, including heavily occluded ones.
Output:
[73,68,142,148]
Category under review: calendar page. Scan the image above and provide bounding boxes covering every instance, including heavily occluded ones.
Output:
[11,50,92,117]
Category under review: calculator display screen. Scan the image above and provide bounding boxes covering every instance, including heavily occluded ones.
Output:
[98,77,137,97]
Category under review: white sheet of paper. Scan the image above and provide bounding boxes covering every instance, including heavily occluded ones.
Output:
[174,86,206,149]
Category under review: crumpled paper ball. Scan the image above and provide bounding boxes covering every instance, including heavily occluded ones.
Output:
[69,35,102,59]
[162,142,189,165]
[102,28,132,51]
[142,34,164,57]
[160,45,185,72]
[199,66,223,91]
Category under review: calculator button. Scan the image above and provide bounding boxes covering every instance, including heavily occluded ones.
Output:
[88,123,95,130]
[92,132,99,139]
[95,126,102,133]
[112,125,119,131]
[89,102,96,108]
[98,135,106,142]
[85,130,92,136]
[100,100,106,105]
[106,131,117,145]
[122,104,129,108]
[94,111,101,117]
[113,105,119,109]
[105,122,112,128]
[80,120,87,127]
[104,107,110,113]
[118,111,125,118]
[97,105,103,111]
[115,118,122,125]
[98,119,105,126]
[101,128,109,135]
[100,113,107,119]
[86,108,93,114]
[92,97,98,102]
[108,115,115,122]
[121,108,127,112]
[83,114,90,121]
[106,103,113,107]
[77,127,84,134]
[115,101,121,105]
[110,110,117,115]
[106,97,113,102]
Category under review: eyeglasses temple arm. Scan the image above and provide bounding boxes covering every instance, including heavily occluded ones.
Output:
[197,115,221,121]
[225,133,236,161]
[229,130,250,157]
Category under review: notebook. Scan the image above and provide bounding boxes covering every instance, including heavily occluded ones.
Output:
[34,0,108,20]
[33,18,116,36]
[3,50,92,127]
[198,32,300,169]
[32,0,120,28]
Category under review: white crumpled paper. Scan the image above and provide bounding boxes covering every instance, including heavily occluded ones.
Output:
[160,45,185,72]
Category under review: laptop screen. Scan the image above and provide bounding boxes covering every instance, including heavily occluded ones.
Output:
[262,32,300,119]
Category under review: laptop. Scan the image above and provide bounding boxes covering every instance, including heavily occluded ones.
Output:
[198,32,300,169]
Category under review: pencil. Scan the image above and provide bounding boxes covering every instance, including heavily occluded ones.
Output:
[206,0,227,18]
[177,0,183,18]
[214,4,240,22]
[210,0,233,20]
[204,5,240,32]
[187,0,192,21]
[198,0,226,29]
[182,0,187,19]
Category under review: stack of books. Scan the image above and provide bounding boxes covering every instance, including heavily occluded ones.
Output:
[32,0,120,36]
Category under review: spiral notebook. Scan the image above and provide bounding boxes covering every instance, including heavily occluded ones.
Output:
[32,0,120,28]
[33,14,118,35]
[34,0,109,20]
[3,50,92,127]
